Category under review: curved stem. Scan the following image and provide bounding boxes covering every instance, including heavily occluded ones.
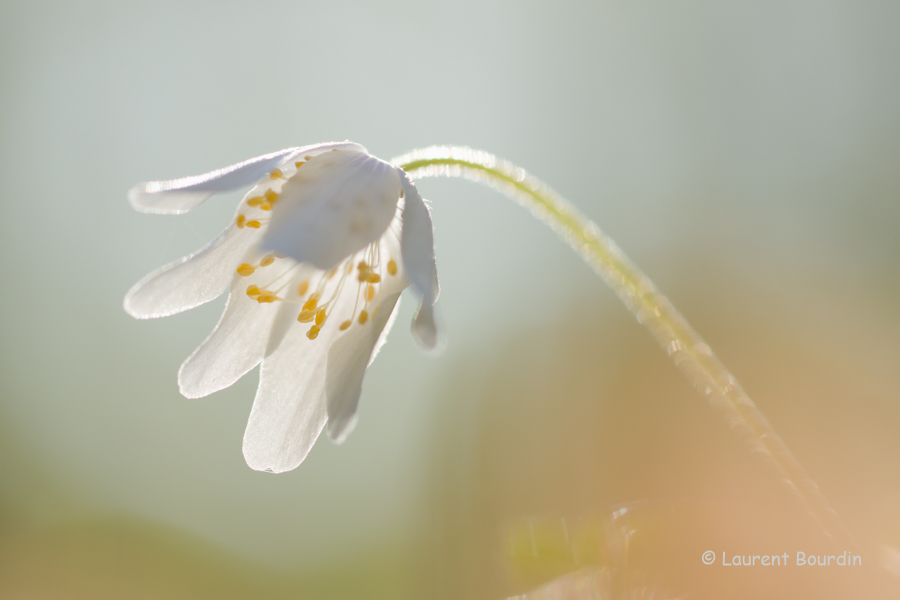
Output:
[394,146,848,544]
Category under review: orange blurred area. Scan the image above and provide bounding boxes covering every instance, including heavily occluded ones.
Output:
[419,273,900,598]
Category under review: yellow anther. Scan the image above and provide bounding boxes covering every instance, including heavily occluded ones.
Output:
[306,325,320,340]
[387,259,397,275]
[304,155,313,160]
[269,168,284,180]
[315,308,327,326]
[366,272,381,283]
[236,263,255,277]
[357,261,368,271]
[259,202,272,211]
[297,281,309,296]
[294,161,305,168]
[339,320,352,331]
[264,189,278,202]
[257,292,278,303]
[260,254,275,267]
[366,284,375,302]
[358,310,368,325]
[400,188,404,198]
[246,284,261,298]
[247,196,264,207]
[297,310,315,323]
[328,267,338,280]
[245,220,261,229]
[236,214,246,228]
[302,294,319,311]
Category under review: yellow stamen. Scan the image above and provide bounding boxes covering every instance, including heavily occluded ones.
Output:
[297,310,315,323]
[257,292,278,303]
[236,214,246,228]
[366,285,375,302]
[247,196,264,207]
[297,281,309,296]
[246,284,261,298]
[260,254,275,267]
[339,320,352,331]
[236,263,255,276]
[269,168,284,180]
[357,261,368,271]
[387,259,397,275]
[274,253,288,259]
[306,325,320,340]
[304,155,313,160]
[315,308,327,326]
[259,203,272,211]
[245,220,261,229]
[366,273,381,283]
[295,161,305,168]
[302,294,319,311]
[358,310,368,325]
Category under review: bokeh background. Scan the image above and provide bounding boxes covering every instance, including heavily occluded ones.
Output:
[1,1,899,598]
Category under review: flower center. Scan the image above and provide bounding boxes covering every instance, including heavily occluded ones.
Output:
[230,159,402,341]
[234,243,400,341]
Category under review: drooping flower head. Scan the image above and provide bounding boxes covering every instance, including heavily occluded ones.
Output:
[125,142,439,473]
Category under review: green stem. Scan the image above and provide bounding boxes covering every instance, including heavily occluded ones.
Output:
[395,146,847,543]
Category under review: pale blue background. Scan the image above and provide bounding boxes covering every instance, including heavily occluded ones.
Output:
[1,1,898,595]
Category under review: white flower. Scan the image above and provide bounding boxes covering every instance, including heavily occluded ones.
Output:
[124,142,440,473]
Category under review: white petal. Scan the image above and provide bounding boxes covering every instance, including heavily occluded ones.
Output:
[325,291,402,443]
[242,229,408,472]
[262,151,401,270]
[242,322,329,473]
[411,300,441,352]
[123,225,264,319]
[369,294,400,366]
[325,232,408,441]
[177,253,306,398]
[129,142,367,215]
[399,173,440,305]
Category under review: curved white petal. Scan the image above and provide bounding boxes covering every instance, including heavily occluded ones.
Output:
[262,151,401,270]
[325,290,402,443]
[242,317,330,473]
[242,228,409,472]
[399,173,439,305]
[129,142,367,215]
[411,300,441,352]
[370,294,400,367]
[124,225,264,319]
[177,253,307,398]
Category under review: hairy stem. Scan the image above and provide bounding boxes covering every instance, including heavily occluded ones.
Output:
[395,146,847,543]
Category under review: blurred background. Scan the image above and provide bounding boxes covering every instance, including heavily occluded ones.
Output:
[1,1,899,598]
